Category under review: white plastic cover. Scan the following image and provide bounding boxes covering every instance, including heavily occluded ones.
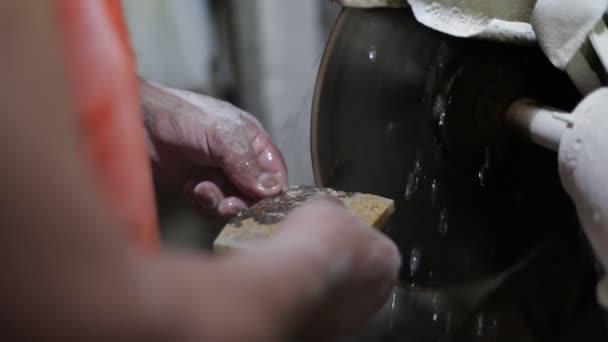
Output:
[559,88,608,308]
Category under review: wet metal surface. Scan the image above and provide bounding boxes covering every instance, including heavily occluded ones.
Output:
[312,7,604,341]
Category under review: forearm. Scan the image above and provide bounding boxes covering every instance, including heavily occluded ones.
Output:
[0,5,178,340]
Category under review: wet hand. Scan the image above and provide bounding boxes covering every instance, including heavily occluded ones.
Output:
[140,80,288,218]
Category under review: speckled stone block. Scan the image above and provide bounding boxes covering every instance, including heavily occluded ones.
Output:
[213,186,395,252]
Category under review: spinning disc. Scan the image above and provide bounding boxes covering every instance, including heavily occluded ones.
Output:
[311,7,581,286]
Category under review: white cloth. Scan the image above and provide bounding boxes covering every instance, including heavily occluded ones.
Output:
[407,0,536,43]
[559,88,608,308]
[532,0,608,70]
[338,0,608,73]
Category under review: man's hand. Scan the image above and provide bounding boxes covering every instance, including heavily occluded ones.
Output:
[139,80,288,218]
[161,198,401,341]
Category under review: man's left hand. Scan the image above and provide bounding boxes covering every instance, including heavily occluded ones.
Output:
[140,79,288,218]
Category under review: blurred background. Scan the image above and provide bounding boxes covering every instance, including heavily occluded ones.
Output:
[121,0,341,249]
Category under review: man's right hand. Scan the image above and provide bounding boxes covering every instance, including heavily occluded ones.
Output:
[163,198,402,342]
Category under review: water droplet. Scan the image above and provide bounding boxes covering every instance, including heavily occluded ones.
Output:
[410,248,422,276]
[431,179,438,205]
[479,147,491,187]
[438,111,446,127]
[405,151,423,200]
[438,208,448,235]
[431,294,441,322]
[368,45,377,62]
[404,172,417,200]
[389,291,397,329]
[475,312,485,336]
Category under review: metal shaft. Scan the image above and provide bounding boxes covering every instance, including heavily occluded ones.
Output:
[505,99,574,152]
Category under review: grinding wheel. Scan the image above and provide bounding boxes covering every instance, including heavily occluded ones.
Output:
[311,7,583,288]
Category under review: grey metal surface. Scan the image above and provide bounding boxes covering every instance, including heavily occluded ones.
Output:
[312,7,601,341]
[312,6,580,287]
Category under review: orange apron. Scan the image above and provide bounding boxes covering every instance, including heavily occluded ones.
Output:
[53,0,160,253]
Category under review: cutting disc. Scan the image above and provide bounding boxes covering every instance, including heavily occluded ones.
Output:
[312,7,582,287]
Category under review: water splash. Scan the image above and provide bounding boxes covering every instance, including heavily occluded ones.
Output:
[478,147,491,187]
[409,248,422,276]
[432,294,441,322]
[438,208,448,235]
[404,171,417,200]
[404,150,423,200]
[438,111,447,127]
[389,291,397,329]
[368,45,377,62]
[431,179,438,205]
[431,294,453,336]
[475,312,485,337]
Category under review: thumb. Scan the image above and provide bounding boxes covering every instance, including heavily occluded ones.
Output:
[210,113,288,198]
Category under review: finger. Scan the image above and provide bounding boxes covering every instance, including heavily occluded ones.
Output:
[185,180,250,219]
[218,199,401,340]
[209,112,287,199]
[183,181,225,218]
[217,197,248,218]
[191,167,254,201]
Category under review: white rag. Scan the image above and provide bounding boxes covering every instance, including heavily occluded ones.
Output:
[338,0,608,92]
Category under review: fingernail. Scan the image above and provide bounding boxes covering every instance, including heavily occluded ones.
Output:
[200,191,219,209]
[219,198,248,217]
[258,172,280,190]
[193,184,220,209]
